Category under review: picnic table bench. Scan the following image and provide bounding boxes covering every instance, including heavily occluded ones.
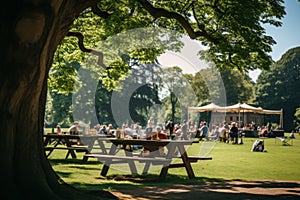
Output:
[43,134,111,160]
[85,138,212,179]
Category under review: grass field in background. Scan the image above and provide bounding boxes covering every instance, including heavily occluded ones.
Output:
[47,133,300,191]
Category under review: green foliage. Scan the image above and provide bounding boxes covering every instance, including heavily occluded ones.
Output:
[51,93,73,126]
[294,107,300,130]
[188,0,284,70]
[190,67,254,106]
[190,72,210,105]
[159,66,199,123]
[254,47,300,131]
[50,0,286,93]
[219,69,254,105]
[94,80,114,126]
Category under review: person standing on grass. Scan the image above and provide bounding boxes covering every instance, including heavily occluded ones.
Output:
[199,122,208,141]
[229,122,239,144]
[222,121,229,142]
[181,120,188,140]
[166,119,174,138]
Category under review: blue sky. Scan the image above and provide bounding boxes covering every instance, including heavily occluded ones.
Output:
[249,0,300,81]
[266,0,300,61]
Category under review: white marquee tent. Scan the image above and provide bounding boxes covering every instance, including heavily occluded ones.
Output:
[188,103,283,128]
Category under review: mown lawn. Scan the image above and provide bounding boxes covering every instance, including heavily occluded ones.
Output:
[48,134,300,191]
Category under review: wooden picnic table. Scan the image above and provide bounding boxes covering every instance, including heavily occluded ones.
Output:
[85,138,212,180]
[43,134,111,160]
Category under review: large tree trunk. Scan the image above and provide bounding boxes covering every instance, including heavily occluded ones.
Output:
[0,1,114,199]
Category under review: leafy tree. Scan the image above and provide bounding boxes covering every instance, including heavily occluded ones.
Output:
[190,67,253,106]
[51,92,73,127]
[219,69,254,105]
[294,107,300,131]
[190,71,211,105]
[119,62,162,127]
[158,66,198,124]
[94,80,114,126]
[160,66,183,122]
[1,0,288,198]
[254,46,300,131]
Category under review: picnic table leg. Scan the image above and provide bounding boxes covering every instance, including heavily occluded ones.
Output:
[159,143,176,179]
[142,161,151,174]
[97,139,108,154]
[65,139,77,159]
[101,143,117,176]
[123,144,138,174]
[82,138,96,162]
[45,138,61,157]
[177,144,195,179]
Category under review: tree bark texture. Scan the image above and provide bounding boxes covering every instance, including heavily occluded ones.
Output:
[0,1,112,199]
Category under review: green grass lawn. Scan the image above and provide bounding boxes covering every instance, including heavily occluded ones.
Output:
[48,134,300,191]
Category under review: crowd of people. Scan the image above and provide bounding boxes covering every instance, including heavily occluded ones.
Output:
[48,117,286,145]
[45,117,293,159]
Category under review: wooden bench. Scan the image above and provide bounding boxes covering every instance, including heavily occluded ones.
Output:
[45,145,89,159]
[172,155,212,162]
[84,153,172,164]
[45,145,88,152]
[168,155,212,168]
[186,156,212,162]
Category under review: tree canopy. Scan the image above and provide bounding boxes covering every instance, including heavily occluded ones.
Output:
[254,46,300,131]
[50,0,286,94]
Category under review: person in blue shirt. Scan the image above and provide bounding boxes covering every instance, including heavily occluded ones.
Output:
[199,122,208,141]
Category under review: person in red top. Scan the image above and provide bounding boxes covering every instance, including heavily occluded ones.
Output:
[156,126,167,155]
[143,126,168,156]
[157,126,168,139]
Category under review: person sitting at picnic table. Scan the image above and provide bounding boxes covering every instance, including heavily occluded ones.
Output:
[147,116,155,128]
[144,126,153,140]
[68,121,79,135]
[94,124,101,134]
[259,126,268,137]
[143,126,167,156]
[209,125,220,141]
[106,123,114,135]
[157,126,168,140]
[99,124,108,135]
[156,126,168,155]
[174,124,182,140]
[55,124,63,134]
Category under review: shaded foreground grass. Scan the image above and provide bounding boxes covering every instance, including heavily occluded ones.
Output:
[48,134,300,193]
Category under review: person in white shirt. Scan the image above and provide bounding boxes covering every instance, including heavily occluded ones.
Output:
[68,121,79,134]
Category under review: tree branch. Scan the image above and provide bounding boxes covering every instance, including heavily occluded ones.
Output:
[66,31,106,68]
[138,0,219,44]
[91,4,112,19]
